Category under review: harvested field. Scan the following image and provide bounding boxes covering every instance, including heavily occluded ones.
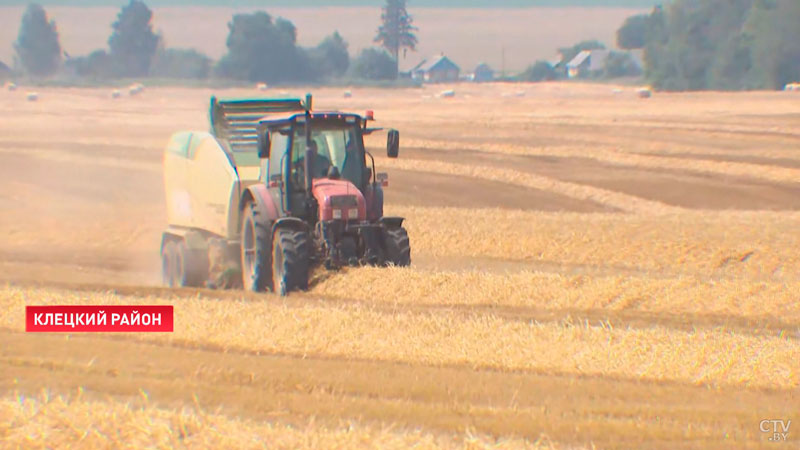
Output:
[1,82,799,448]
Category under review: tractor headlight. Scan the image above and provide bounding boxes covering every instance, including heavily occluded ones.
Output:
[348,209,358,220]
[332,209,342,219]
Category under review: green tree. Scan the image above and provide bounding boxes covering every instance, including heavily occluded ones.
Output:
[617,14,649,49]
[66,49,112,79]
[522,60,558,82]
[604,51,642,78]
[216,11,312,83]
[352,48,396,80]
[14,3,61,77]
[310,32,350,79]
[150,48,211,79]
[108,0,160,77]
[744,0,800,89]
[639,0,777,91]
[374,0,417,77]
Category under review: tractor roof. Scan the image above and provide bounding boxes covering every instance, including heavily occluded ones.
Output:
[258,111,363,128]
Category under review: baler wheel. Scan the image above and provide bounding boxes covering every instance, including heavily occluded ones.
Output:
[161,241,178,287]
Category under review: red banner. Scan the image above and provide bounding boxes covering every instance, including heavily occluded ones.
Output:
[26,305,173,332]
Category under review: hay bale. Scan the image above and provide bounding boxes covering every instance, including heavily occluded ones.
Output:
[636,87,652,98]
[612,88,624,95]
[343,90,352,98]
[257,83,268,91]
[111,89,122,99]
[26,92,38,101]
[439,89,456,98]
[6,82,17,91]
[784,83,799,91]
[128,83,144,96]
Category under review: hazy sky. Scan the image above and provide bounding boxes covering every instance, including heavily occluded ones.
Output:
[0,0,662,6]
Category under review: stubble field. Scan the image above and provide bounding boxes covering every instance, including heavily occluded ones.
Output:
[0,82,798,448]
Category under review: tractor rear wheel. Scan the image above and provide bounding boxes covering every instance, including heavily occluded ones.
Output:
[383,227,411,267]
[241,202,272,292]
[272,228,310,296]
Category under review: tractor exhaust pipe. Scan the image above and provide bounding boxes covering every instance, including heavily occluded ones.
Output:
[303,94,314,195]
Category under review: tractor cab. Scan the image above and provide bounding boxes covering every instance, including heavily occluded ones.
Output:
[257,98,399,225]
[261,113,368,190]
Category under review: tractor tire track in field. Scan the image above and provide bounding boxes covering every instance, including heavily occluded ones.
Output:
[2,330,796,449]
[403,137,800,186]
[5,279,797,340]
[388,158,680,214]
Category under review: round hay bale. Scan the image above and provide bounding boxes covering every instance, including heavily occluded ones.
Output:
[26,92,39,101]
[636,87,652,98]
[128,83,144,96]
[6,82,17,91]
[257,83,268,91]
[111,89,122,99]
[439,89,456,98]
[343,90,352,98]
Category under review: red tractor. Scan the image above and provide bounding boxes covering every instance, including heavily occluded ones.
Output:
[160,94,409,295]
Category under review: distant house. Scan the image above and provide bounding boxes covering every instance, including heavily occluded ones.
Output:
[412,55,460,83]
[566,50,610,78]
[472,63,494,82]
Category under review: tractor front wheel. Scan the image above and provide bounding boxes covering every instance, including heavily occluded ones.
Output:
[383,227,411,267]
[272,228,310,296]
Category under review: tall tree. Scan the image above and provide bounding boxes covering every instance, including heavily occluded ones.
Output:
[744,0,800,89]
[311,31,350,78]
[108,0,159,77]
[374,0,417,77]
[617,14,650,49]
[352,48,396,80]
[215,11,312,83]
[14,3,62,77]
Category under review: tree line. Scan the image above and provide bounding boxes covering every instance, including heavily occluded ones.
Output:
[10,0,418,83]
[617,0,799,90]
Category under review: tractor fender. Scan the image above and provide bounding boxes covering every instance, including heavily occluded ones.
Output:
[240,184,280,227]
[378,217,405,229]
[272,217,308,234]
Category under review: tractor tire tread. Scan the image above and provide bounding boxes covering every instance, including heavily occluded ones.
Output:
[384,227,411,267]
[273,228,310,295]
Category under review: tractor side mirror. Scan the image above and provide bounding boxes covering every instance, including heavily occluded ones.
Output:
[387,129,399,158]
[257,131,271,159]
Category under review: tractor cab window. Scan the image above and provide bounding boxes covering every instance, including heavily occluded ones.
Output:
[267,128,290,180]
[290,123,364,188]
